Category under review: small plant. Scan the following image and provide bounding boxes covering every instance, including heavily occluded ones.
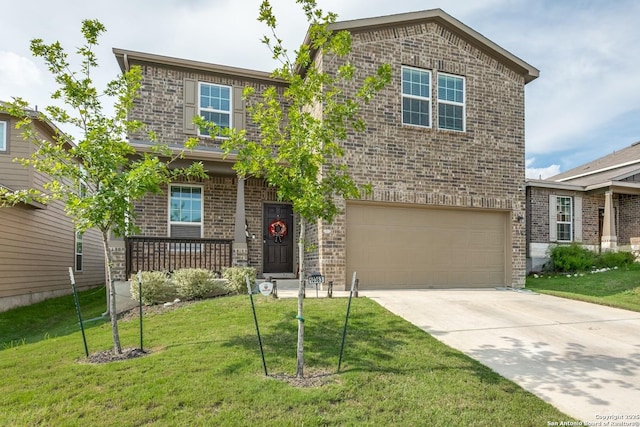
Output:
[173,268,225,300]
[595,251,636,269]
[130,271,177,306]
[2,338,27,350]
[222,266,257,294]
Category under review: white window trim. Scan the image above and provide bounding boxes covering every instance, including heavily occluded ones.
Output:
[198,82,232,139]
[0,120,7,152]
[437,72,466,132]
[168,184,204,238]
[556,195,573,242]
[75,231,83,272]
[401,65,432,129]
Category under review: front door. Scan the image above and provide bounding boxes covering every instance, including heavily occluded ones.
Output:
[263,203,294,274]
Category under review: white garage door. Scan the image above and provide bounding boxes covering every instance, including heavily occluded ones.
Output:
[346,203,509,289]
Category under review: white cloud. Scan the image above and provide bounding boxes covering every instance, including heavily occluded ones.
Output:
[0,52,44,102]
[521,2,640,157]
[1,0,639,173]
[525,158,560,180]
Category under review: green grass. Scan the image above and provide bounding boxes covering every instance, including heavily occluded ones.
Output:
[0,286,108,349]
[0,293,572,426]
[526,262,640,312]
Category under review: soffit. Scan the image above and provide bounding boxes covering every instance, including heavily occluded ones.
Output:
[112,48,286,86]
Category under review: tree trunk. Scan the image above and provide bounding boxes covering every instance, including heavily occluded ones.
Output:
[102,230,122,355]
[296,217,306,378]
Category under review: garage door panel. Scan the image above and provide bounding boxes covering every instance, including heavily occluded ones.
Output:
[347,204,508,289]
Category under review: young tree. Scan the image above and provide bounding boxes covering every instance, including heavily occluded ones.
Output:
[219,0,391,377]
[0,20,204,355]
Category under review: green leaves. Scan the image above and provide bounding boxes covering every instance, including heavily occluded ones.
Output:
[224,1,390,225]
[1,20,203,237]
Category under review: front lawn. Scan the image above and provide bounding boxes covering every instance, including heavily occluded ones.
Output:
[0,293,572,425]
[526,262,640,312]
[0,286,107,349]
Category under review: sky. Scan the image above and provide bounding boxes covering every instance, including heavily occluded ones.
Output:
[1,0,639,179]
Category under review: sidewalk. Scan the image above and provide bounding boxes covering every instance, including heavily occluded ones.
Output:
[265,279,353,299]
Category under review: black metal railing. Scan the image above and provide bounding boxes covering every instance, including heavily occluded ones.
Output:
[125,236,233,279]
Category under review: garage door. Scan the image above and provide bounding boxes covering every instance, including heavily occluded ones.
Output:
[346,204,509,289]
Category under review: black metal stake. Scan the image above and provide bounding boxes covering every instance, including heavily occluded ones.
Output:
[338,272,357,373]
[138,271,144,351]
[69,267,89,358]
[246,276,268,376]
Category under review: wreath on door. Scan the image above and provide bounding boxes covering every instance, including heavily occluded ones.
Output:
[269,219,287,242]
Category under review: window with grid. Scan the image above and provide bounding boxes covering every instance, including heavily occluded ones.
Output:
[402,66,431,128]
[438,73,465,131]
[556,196,572,241]
[199,83,231,137]
[0,120,7,151]
[169,185,203,238]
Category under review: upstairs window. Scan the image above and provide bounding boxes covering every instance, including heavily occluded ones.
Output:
[402,66,431,128]
[199,83,231,137]
[556,196,573,241]
[438,73,465,131]
[0,120,7,152]
[169,184,203,238]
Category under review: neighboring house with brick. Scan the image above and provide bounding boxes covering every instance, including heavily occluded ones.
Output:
[0,108,105,312]
[526,142,640,272]
[113,8,538,289]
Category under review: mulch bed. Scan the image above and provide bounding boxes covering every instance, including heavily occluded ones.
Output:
[84,347,148,364]
[269,370,336,388]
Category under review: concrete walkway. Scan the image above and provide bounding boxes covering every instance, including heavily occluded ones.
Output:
[360,288,640,424]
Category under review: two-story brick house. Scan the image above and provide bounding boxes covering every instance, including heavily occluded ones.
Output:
[0,108,105,312]
[113,9,538,289]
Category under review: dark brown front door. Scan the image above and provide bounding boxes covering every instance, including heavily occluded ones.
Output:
[263,203,294,274]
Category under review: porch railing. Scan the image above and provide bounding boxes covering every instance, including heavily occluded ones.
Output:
[125,236,233,279]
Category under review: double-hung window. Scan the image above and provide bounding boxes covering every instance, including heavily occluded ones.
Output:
[556,196,573,241]
[199,83,231,137]
[402,66,431,128]
[75,231,83,272]
[0,120,7,152]
[169,185,203,238]
[437,73,465,131]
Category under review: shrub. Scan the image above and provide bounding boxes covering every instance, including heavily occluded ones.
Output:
[173,268,225,300]
[547,244,596,273]
[595,251,636,269]
[547,244,637,273]
[130,271,177,306]
[222,266,257,294]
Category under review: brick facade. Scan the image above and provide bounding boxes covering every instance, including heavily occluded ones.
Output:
[132,176,280,273]
[116,10,537,287]
[527,187,600,246]
[618,194,640,245]
[527,184,640,271]
[314,22,528,286]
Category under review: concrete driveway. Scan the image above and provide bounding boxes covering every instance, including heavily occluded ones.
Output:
[361,288,640,424]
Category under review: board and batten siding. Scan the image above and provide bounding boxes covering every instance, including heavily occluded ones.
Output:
[0,114,105,312]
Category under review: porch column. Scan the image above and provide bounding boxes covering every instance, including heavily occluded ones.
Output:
[233,176,248,266]
[601,190,617,251]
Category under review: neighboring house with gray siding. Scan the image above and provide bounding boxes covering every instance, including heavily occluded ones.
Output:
[0,109,105,312]
[113,8,538,290]
[526,142,640,272]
